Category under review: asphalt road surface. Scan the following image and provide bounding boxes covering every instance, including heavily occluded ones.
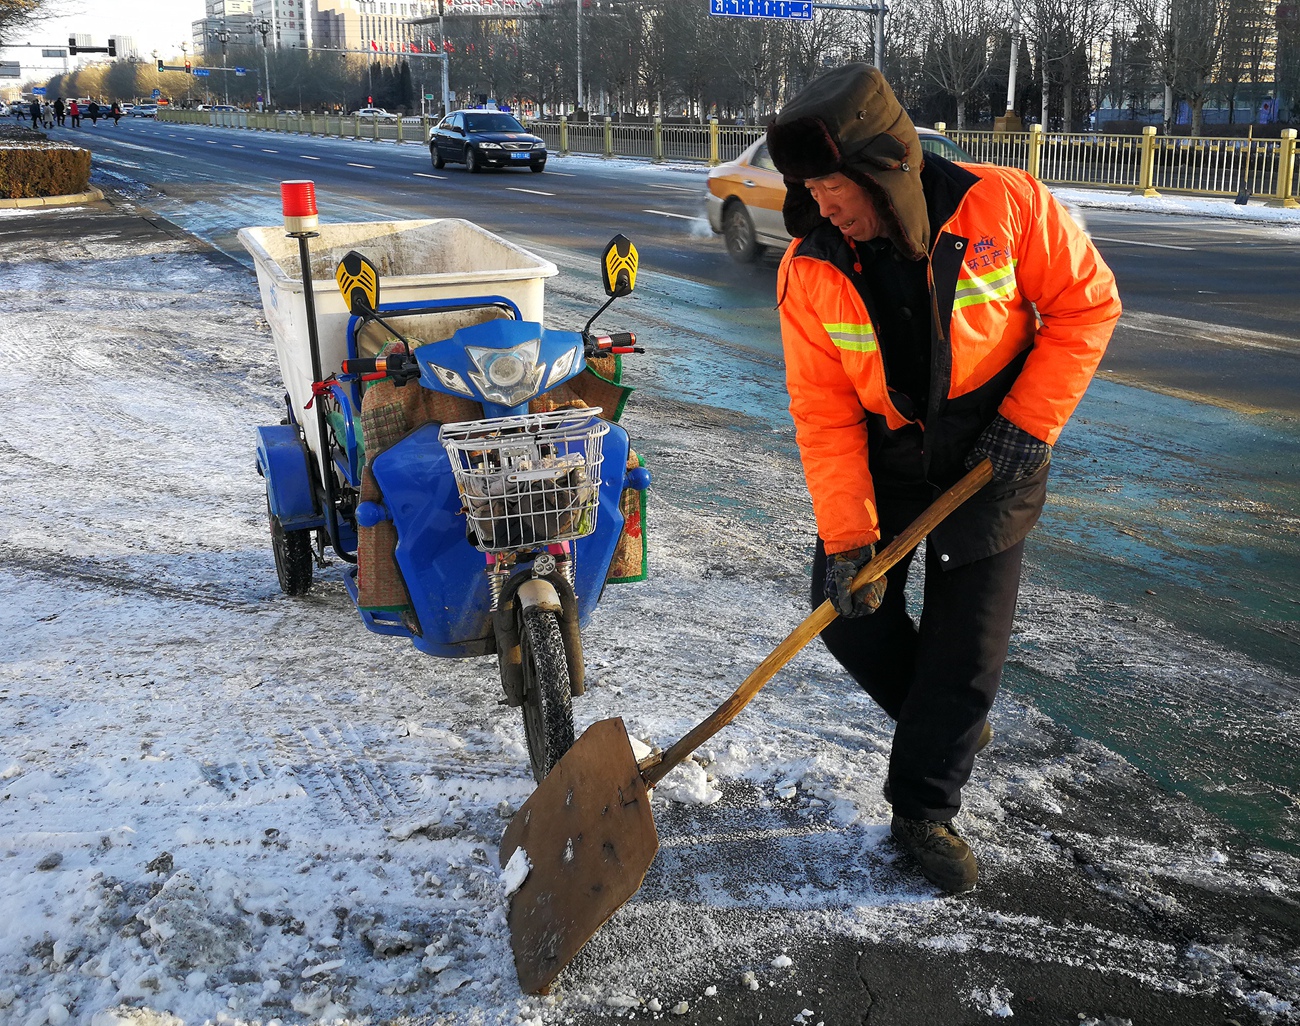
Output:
[67,116,1300,419]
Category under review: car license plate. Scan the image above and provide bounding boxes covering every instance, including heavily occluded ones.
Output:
[511,152,530,160]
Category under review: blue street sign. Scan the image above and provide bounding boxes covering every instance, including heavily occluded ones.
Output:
[193,67,210,77]
[33,86,46,95]
[235,66,246,76]
[152,88,161,98]
[709,0,812,19]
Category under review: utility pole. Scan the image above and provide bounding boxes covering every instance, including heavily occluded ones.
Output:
[576,0,583,113]
[998,6,1023,131]
[439,0,450,113]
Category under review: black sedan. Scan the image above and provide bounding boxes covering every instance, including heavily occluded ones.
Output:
[429,110,546,173]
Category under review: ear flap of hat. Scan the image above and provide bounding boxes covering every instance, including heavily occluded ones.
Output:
[766,116,842,181]
[780,177,825,239]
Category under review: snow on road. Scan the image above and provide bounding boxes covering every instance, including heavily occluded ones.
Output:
[0,208,1297,1026]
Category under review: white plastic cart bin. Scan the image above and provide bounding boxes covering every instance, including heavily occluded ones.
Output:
[238,218,558,465]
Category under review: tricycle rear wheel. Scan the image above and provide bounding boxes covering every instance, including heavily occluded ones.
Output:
[519,605,575,782]
[268,501,314,596]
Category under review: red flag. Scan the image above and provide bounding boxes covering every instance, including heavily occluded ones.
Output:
[370,39,378,51]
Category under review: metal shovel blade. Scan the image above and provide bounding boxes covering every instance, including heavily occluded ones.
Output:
[499,716,659,994]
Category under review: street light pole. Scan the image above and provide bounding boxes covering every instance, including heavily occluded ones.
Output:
[248,17,271,110]
[217,25,230,105]
[575,0,582,113]
[180,42,191,105]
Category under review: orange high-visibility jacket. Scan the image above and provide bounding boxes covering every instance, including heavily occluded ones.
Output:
[779,160,1121,556]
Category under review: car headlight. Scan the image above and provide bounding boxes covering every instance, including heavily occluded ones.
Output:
[531,141,545,150]
[478,142,502,150]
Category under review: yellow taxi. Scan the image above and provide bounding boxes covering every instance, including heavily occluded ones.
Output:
[705,128,975,262]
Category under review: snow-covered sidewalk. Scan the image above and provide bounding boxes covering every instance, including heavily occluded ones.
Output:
[1,201,1297,1026]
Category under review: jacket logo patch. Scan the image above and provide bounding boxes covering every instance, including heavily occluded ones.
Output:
[967,235,1009,271]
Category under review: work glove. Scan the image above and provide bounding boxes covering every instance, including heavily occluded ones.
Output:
[824,545,886,618]
[965,414,1052,483]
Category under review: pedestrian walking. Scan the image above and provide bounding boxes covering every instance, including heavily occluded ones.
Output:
[68,99,80,128]
[28,99,40,130]
[54,97,65,127]
[111,101,122,126]
[88,100,100,125]
[766,64,1122,894]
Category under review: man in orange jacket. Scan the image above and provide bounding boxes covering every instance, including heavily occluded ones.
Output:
[767,64,1121,893]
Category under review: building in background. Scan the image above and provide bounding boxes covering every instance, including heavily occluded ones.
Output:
[256,0,313,49]
[193,0,259,58]
[313,0,440,52]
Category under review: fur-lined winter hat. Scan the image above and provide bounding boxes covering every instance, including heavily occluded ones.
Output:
[766,63,929,258]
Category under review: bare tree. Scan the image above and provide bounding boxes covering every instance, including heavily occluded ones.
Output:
[919,0,1001,128]
[0,0,54,42]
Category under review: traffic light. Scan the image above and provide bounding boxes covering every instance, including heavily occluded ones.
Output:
[157,59,164,72]
[68,35,77,55]
[108,37,116,57]
[184,60,191,74]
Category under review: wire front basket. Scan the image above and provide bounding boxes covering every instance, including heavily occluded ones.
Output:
[439,408,610,553]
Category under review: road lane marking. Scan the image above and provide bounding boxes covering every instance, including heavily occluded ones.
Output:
[232,143,245,148]
[647,183,696,193]
[347,162,375,169]
[644,209,708,221]
[1090,235,1193,251]
[301,155,320,160]
[506,187,555,196]
[542,170,575,176]
[262,148,278,153]
[413,172,447,179]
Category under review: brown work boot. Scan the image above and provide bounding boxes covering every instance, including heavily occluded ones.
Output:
[890,816,979,893]
[882,720,994,804]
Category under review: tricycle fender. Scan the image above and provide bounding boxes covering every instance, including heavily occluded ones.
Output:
[256,424,324,530]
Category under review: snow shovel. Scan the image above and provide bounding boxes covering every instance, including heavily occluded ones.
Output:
[498,459,994,994]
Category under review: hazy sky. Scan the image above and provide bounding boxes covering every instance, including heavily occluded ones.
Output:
[3,0,205,73]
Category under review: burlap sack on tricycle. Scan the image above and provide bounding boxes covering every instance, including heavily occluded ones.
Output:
[355,351,647,615]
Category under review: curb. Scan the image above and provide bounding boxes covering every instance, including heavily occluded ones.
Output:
[0,187,105,210]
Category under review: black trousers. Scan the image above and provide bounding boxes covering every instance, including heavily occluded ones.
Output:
[811,528,1024,822]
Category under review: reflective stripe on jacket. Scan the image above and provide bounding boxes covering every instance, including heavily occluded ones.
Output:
[778,160,1121,556]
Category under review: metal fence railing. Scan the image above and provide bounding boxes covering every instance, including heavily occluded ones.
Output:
[944,122,1298,205]
[156,108,1300,206]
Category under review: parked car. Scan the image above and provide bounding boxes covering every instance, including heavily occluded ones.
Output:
[132,104,158,118]
[705,127,974,262]
[428,109,546,174]
[352,107,397,120]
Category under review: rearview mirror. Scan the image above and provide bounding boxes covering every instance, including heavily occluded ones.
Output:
[601,234,638,298]
[335,250,379,317]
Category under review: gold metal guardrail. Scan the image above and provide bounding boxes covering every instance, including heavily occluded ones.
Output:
[943,121,1299,208]
[157,108,1298,206]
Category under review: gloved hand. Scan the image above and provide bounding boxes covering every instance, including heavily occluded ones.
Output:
[824,545,886,618]
[965,414,1052,483]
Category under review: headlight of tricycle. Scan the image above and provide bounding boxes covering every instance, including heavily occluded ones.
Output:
[465,339,545,407]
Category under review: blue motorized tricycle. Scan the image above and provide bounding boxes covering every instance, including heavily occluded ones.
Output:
[243,206,649,781]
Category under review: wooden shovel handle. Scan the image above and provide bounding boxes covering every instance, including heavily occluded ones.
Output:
[640,459,993,788]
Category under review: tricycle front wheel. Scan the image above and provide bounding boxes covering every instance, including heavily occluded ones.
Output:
[268,500,314,596]
[519,605,575,782]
